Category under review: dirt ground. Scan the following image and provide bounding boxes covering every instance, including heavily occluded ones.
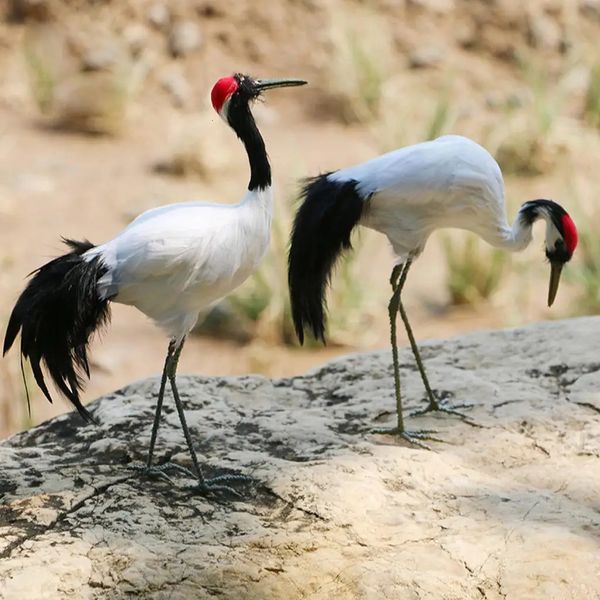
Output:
[0,1,598,437]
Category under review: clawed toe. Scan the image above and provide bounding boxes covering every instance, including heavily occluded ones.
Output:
[189,474,253,498]
[130,461,197,483]
[130,461,252,497]
[400,430,445,449]
[372,426,444,450]
[410,396,476,423]
[130,463,174,484]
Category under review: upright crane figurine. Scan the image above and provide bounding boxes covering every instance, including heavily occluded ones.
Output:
[4,73,307,494]
[288,135,578,445]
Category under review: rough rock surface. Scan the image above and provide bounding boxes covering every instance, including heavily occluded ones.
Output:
[1,318,599,599]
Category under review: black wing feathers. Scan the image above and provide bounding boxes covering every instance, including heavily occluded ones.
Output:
[3,238,110,421]
[288,174,366,344]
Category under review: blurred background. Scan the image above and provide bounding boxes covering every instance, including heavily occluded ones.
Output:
[0,0,599,438]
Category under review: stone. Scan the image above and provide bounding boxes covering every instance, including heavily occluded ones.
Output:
[159,64,191,108]
[168,20,202,58]
[192,299,255,343]
[153,113,232,177]
[1,317,599,598]
[408,46,444,69]
[147,1,170,30]
[122,23,150,57]
[580,0,600,19]
[80,42,123,72]
[527,10,563,51]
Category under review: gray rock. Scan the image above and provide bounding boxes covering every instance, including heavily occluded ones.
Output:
[122,23,150,57]
[527,11,563,51]
[159,65,191,108]
[580,0,600,19]
[192,299,255,343]
[80,42,122,72]
[168,20,203,58]
[408,46,444,69]
[1,317,599,598]
[147,1,170,30]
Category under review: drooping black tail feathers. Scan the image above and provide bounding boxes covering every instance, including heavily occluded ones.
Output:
[288,174,366,345]
[3,238,111,421]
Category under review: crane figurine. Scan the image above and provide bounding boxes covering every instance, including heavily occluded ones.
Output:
[288,135,578,446]
[4,73,307,494]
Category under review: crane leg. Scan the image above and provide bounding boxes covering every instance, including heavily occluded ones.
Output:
[132,337,251,496]
[372,261,442,449]
[389,263,408,434]
[146,339,176,469]
[396,272,474,421]
[131,340,194,483]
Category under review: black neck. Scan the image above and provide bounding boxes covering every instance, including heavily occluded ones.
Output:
[519,199,565,231]
[228,102,271,191]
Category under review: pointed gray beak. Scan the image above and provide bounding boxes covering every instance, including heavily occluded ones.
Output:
[547,261,564,307]
[254,78,307,91]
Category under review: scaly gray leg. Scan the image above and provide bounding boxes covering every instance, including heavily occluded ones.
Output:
[373,261,442,449]
[167,338,251,496]
[147,339,175,468]
[394,272,474,421]
[131,339,196,483]
[132,338,250,495]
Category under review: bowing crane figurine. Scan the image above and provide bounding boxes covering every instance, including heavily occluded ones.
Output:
[288,134,578,445]
[4,73,307,493]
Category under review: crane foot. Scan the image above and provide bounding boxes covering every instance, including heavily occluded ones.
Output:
[372,427,444,450]
[410,396,481,427]
[129,461,197,484]
[189,474,254,498]
[130,462,253,497]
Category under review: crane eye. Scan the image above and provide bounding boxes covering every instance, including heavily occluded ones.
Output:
[546,238,571,264]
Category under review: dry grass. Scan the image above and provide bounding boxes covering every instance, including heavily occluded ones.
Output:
[490,60,566,176]
[23,23,141,135]
[373,76,459,152]
[584,60,600,128]
[564,184,600,315]
[568,226,600,314]
[442,234,507,306]
[319,8,390,125]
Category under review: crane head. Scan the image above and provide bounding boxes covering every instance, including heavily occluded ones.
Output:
[211,74,307,123]
[520,199,578,307]
[542,203,578,307]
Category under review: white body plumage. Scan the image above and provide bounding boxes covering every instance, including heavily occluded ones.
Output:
[289,133,577,348]
[288,132,577,439]
[329,135,530,260]
[86,188,272,341]
[4,73,307,486]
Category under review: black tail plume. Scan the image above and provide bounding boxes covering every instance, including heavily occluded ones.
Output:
[288,174,366,344]
[3,238,111,421]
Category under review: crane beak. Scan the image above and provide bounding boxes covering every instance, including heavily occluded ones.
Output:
[254,78,307,91]
[547,261,564,307]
